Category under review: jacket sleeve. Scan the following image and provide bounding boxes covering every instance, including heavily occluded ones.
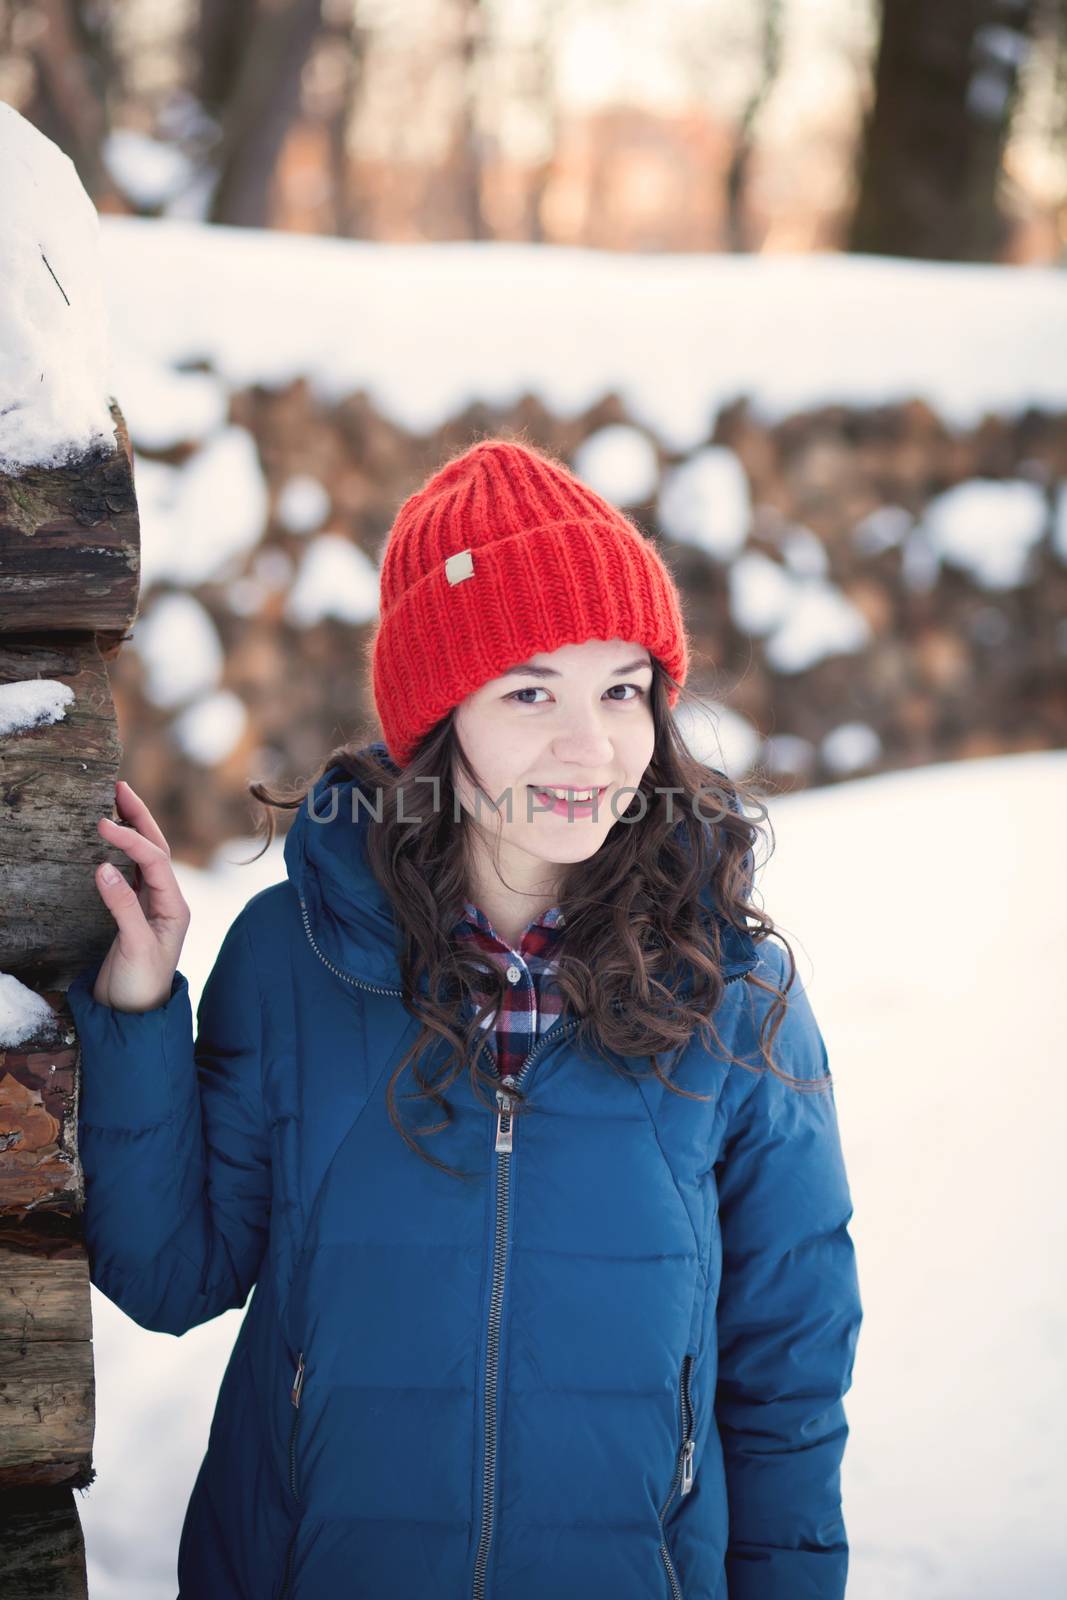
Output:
[713,943,863,1600]
[64,907,271,1337]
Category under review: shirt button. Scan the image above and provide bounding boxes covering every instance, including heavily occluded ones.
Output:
[506,965,521,984]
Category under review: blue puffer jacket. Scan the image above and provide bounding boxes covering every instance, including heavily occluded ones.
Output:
[66,747,863,1600]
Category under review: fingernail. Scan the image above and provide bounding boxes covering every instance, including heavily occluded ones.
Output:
[100,864,119,885]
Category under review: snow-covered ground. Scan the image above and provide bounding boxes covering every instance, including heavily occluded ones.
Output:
[76,750,1067,1600]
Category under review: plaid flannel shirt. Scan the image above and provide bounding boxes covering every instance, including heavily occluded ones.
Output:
[453,899,566,1080]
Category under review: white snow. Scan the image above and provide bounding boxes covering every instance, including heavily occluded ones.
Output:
[74,751,1067,1600]
[779,524,829,578]
[171,690,248,767]
[821,721,883,775]
[276,473,331,535]
[0,102,115,472]
[0,971,61,1047]
[759,731,816,778]
[131,593,223,709]
[0,677,74,737]
[283,533,380,627]
[224,575,269,618]
[764,578,872,674]
[674,696,760,776]
[853,505,913,555]
[658,446,750,558]
[922,478,1049,589]
[570,423,660,506]
[7,179,1067,470]
[114,355,228,452]
[91,218,1067,454]
[729,551,793,634]
[102,128,196,211]
[133,426,269,590]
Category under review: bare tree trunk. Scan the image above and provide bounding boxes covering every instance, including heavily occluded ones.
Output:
[520,0,565,243]
[197,0,324,228]
[848,0,1039,260]
[724,0,784,252]
[454,0,487,240]
[323,13,368,237]
[22,0,122,208]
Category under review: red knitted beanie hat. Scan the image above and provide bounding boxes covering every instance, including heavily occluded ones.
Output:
[367,437,690,769]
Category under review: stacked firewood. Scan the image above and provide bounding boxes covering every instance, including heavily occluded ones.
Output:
[0,401,140,1595]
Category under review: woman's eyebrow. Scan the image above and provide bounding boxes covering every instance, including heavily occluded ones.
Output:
[500,657,653,678]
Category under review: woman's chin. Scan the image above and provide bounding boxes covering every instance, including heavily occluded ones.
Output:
[519,823,611,866]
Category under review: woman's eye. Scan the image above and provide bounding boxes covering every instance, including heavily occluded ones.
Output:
[506,683,646,705]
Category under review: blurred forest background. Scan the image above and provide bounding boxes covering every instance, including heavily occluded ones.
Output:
[3,0,1066,258]
[3,0,1067,862]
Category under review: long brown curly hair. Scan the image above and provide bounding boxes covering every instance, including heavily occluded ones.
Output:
[247,656,803,1179]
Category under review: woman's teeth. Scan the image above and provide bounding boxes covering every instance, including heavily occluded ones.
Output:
[534,785,604,802]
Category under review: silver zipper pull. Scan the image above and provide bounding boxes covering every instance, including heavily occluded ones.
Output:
[495,1086,513,1153]
[680,1439,695,1495]
[290,1352,305,1408]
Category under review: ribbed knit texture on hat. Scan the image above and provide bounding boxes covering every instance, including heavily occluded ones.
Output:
[368,437,689,768]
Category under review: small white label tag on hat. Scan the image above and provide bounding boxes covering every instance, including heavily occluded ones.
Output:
[445,548,475,585]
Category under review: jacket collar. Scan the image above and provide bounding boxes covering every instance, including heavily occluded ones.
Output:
[284,741,758,997]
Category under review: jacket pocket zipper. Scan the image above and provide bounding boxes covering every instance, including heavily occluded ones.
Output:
[658,1352,696,1600]
[279,1351,305,1600]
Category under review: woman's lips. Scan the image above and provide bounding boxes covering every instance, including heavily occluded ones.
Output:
[531,785,608,817]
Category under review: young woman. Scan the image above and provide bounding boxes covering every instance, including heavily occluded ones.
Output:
[67,437,863,1600]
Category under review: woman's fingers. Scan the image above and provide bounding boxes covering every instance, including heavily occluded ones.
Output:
[97,817,188,924]
[113,778,171,856]
[94,857,152,944]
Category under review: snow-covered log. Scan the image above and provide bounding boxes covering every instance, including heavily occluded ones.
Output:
[0,398,139,642]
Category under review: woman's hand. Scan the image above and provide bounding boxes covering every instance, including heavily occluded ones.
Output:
[91,779,191,1013]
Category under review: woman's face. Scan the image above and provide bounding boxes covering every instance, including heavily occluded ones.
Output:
[452,638,656,880]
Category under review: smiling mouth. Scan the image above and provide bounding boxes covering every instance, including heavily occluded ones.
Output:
[531,785,608,811]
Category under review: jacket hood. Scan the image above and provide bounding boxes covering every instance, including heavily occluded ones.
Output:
[283,740,759,998]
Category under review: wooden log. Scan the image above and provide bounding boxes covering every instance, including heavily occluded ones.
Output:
[0,1484,90,1598]
[0,400,139,650]
[0,1226,93,1490]
[0,637,127,988]
[0,1025,82,1220]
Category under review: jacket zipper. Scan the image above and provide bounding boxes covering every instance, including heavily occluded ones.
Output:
[472,1013,581,1600]
[299,894,406,998]
[278,1350,305,1600]
[658,1351,695,1600]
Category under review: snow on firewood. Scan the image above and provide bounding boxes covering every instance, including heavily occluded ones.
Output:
[0,678,76,737]
[0,971,61,1048]
[0,101,115,474]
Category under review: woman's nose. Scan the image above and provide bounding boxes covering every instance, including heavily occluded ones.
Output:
[550,715,614,764]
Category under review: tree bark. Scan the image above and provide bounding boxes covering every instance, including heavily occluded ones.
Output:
[201,0,325,228]
[848,0,1039,260]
